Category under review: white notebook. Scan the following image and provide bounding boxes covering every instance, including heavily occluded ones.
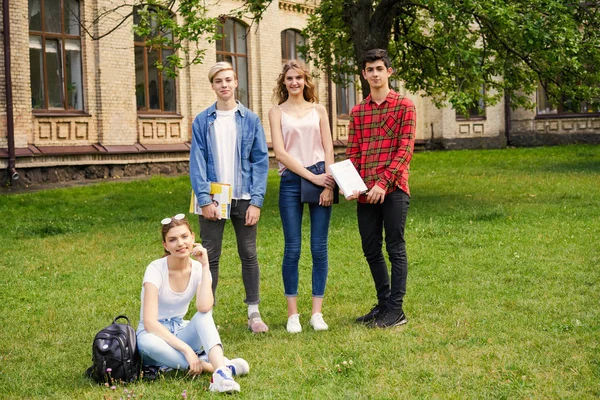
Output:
[328,159,368,199]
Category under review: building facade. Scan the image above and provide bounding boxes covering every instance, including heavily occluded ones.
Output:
[1,0,599,187]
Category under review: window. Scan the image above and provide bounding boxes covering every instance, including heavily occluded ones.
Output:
[456,86,486,120]
[216,19,249,106]
[281,29,305,62]
[134,9,177,113]
[336,74,356,117]
[29,0,84,111]
[537,84,599,116]
[390,78,407,95]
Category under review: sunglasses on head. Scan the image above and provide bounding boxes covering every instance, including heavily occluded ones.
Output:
[161,213,185,225]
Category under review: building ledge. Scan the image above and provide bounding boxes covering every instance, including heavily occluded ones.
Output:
[535,113,600,120]
[0,143,192,158]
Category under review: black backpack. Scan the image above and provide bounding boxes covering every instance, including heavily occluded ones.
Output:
[86,315,141,384]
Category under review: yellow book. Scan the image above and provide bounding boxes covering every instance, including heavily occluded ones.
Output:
[190,183,232,219]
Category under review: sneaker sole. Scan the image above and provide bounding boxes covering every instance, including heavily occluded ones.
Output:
[209,383,240,393]
[356,318,377,324]
[310,324,329,331]
[373,317,408,329]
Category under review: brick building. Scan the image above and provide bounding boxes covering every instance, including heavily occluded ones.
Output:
[1,0,599,186]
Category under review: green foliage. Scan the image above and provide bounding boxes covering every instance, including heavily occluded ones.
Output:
[131,0,221,78]
[0,145,599,398]
[87,1,600,114]
[302,0,357,83]
[302,0,600,115]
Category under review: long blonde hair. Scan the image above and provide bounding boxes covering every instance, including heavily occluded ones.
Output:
[273,60,318,105]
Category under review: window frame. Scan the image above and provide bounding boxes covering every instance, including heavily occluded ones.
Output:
[216,19,250,106]
[133,8,178,115]
[281,29,305,62]
[29,0,84,113]
[336,73,357,119]
[455,86,486,121]
[536,83,600,118]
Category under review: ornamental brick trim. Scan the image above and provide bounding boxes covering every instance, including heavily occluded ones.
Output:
[278,0,316,14]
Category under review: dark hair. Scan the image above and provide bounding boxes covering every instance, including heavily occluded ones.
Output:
[273,59,318,105]
[161,216,193,256]
[361,49,391,70]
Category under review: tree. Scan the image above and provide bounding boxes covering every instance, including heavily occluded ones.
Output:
[302,0,600,114]
[80,0,229,78]
[80,0,600,115]
[81,0,272,77]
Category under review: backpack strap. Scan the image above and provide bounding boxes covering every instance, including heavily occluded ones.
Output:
[113,315,131,325]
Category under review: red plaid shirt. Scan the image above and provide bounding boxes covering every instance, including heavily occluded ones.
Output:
[346,90,416,202]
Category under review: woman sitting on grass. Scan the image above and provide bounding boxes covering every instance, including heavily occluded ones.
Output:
[136,213,248,393]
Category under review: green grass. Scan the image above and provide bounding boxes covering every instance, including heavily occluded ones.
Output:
[0,145,599,399]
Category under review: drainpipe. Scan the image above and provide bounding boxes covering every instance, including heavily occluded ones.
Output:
[3,0,18,181]
[327,70,333,133]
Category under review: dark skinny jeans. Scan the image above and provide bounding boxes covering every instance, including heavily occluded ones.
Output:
[357,189,410,311]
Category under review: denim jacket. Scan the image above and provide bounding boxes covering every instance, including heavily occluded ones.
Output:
[190,101,269,208]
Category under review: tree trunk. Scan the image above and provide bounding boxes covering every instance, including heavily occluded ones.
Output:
[343,0,398,99]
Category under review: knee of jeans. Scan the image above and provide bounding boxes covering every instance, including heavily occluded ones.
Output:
[311,254,328,268]
[364,251,385,263]
[137,332,162,356]
[310,241,328,255]
[285,237,301,251]
[237,243,258,261]
[283,243,301,259]
[283,253,301,266]
[190,310,213,324]
[386,243,407,257]
[387,247,407,256]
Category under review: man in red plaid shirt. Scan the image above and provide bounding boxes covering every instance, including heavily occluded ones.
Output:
[346,49,416,328]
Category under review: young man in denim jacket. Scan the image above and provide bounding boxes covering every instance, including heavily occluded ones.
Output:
[190,62,270,333]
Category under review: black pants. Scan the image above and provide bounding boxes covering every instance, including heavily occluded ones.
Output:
[357,189,409,311]
[199,199,260,305]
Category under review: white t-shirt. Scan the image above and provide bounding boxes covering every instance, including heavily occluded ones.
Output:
[139,257,207,324]
[214,108,237,191]
[213,107,251,200]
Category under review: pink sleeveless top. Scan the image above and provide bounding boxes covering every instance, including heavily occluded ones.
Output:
[278,107,325,175]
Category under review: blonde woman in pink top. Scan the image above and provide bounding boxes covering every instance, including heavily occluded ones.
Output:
[268,60,336,333]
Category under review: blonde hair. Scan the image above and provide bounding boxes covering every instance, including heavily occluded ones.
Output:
[273,60,318,105]
[208,61,236,83]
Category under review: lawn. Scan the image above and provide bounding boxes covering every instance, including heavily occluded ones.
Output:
[0,145,598,399]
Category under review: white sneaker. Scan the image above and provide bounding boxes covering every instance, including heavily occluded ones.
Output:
[310,313,329,331]
[225,357,250,376]
[287,314,302,333]
[209,367,240,393]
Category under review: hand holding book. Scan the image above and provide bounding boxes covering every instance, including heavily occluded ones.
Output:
[190,183,232,219]
[328,160,368,200]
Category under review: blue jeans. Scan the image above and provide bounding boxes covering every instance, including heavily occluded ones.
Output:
[136,311,222,369]
[279,164,332,297]
[357,189,410,311]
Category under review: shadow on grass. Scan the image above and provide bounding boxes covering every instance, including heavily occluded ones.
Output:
[539,159,600,174]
